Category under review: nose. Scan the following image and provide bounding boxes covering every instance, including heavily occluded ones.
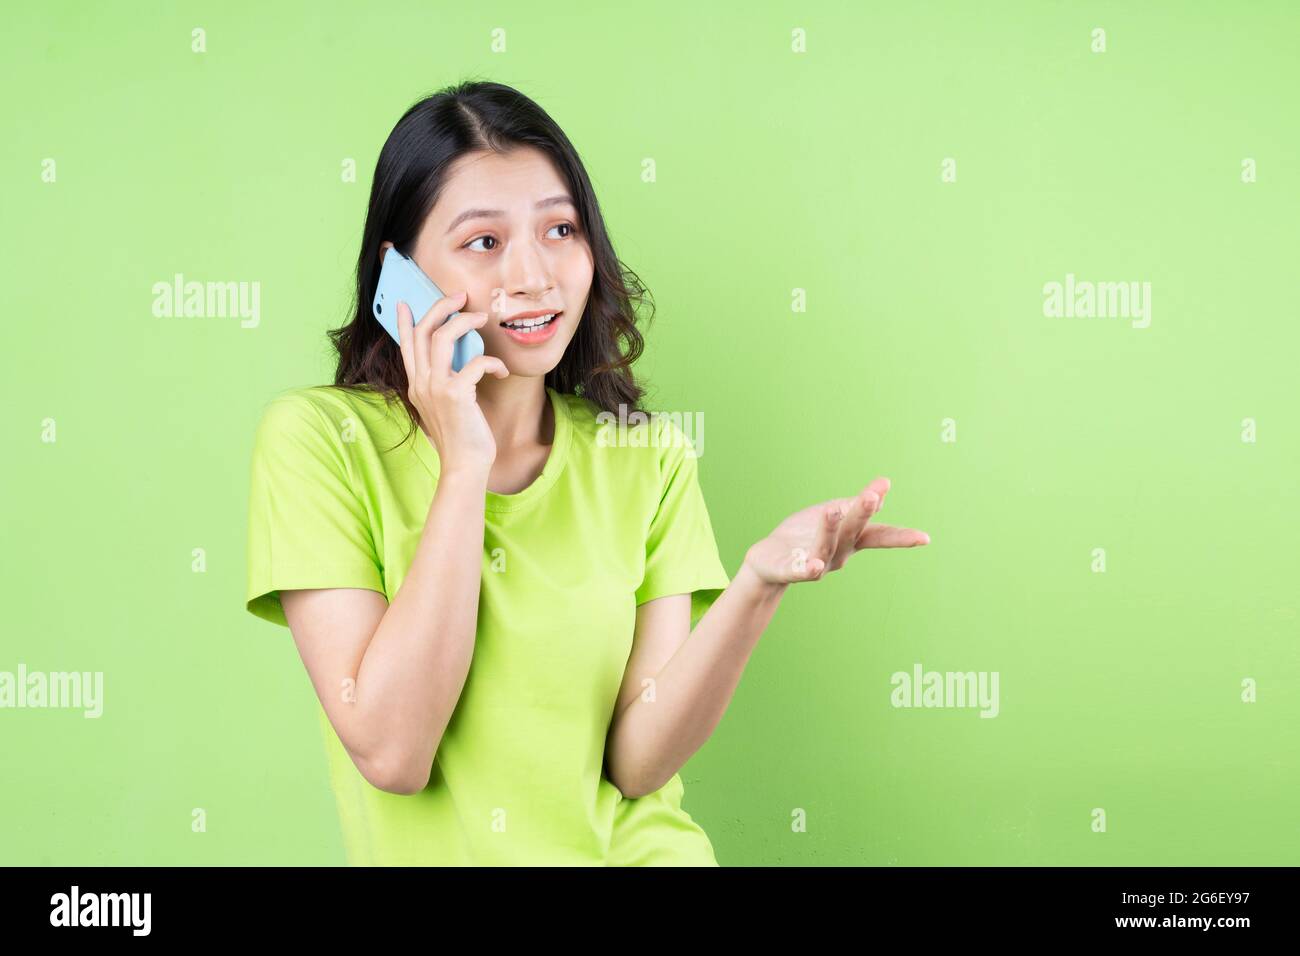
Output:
[499,234,554,302]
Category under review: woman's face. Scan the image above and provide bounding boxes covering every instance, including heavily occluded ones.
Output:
[386,146,594,378]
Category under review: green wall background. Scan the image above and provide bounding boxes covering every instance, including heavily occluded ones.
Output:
[3,1,1296,865]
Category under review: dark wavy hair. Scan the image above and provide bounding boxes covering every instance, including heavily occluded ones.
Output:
[328,78,652,452]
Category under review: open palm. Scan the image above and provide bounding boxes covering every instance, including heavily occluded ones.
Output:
[743,477,929,586]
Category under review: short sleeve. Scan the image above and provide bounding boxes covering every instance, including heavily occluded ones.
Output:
[245,391,385,627]
[634,422,731,630]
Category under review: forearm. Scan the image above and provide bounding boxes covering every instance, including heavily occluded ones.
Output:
[606,558,786,798]
[353,468,487,788]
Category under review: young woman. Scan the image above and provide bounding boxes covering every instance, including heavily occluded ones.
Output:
[245,80,929,866]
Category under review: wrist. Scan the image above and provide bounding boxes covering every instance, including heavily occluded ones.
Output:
[738,549,788,602]
[435,466,490,494]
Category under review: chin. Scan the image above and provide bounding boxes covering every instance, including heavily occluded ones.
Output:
[503,354,564,378]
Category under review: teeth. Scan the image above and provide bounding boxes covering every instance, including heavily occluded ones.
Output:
[503,313,556,330]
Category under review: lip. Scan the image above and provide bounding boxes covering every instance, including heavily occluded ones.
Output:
[501,308,562,323]
[499,310,562,345]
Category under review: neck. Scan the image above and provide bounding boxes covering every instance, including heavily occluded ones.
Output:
[471,376,553,449]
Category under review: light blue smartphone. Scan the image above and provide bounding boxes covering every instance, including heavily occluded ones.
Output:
[372,247,484,373]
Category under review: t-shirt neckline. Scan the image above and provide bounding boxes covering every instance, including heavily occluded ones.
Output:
[410,386,573,513]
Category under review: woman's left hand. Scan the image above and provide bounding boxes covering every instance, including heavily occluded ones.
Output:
[742,477,930,586]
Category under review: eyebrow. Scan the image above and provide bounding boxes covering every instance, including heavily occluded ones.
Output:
[444,195,576,235]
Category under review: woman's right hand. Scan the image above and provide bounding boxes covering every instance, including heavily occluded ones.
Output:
[396,291,509,479]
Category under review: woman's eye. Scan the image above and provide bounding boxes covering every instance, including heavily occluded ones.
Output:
[465,235,498,252]
[548,222,576,239]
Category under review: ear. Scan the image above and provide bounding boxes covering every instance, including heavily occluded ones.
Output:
[378,240,393,265]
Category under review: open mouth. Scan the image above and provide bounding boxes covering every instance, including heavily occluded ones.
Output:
[499,311,561,331]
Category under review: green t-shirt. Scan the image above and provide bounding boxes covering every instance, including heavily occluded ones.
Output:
[245,383,731,865]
